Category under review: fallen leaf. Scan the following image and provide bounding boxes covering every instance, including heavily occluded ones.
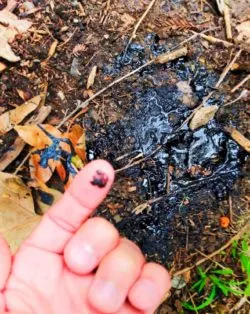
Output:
[15,124,61,149]
[0,7,32,62]
[66,124,86,162]
[47,39,58,59]
[0,137,25,171]
[0,172,41,252]
[236,21,250,45]
[87,65,97,89]
[224,126,250,153]
[29,153,57,189]
[0,106,52,171]
[189,105,218,130]
[0,95,41,134]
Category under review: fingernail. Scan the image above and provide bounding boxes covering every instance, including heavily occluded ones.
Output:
[91,279,123,308]
[72,242,97,272]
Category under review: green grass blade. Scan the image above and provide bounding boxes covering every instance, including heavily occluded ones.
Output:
[182,285,216,311]
[209,275,229,296]
[212,268,234,276]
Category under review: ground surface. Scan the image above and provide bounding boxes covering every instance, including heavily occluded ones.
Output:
[0,0,249,313]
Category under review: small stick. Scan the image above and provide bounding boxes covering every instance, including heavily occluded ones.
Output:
[173,220,250,277]
[224,1,232,40]
[215,49,242,88]
[223,89,248,107]
[229,196,234,224]
[231,74,250,93]
[123,0,157,57]
[192,31,233,48]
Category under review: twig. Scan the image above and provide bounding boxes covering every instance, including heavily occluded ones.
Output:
[229,296,248,313]
[123,0,157,57]
[224,1,232,40]
[215,49,242,88]
[231,74,250,93]
[223,89,248,107]
[115,146,162,173]
[173,220,250,277]
[229,196,234,224]
[14,152,31,175]
[58,28,77,49]
[192,31,233,47]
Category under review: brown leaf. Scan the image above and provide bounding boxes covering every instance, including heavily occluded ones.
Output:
[0,172,41,252]
[66,124,86,162]
[189,105,218,130]
[0,8,32,62]
[0,137,25,171]
[0,61,7,72]
[48,39,58,58]
[29,153,57,189]
[225,126,250,153]
[236,21,250,45]
[0,95,41,134]
[87,65,97,89]
[0,106,51,171]
[15,124,61,149]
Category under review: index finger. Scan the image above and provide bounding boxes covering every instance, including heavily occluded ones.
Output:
[25,160,114,253]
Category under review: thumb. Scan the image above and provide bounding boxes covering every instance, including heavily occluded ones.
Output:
[0,235,11,290]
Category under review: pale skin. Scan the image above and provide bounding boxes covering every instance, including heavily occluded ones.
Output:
[0,160,171,314]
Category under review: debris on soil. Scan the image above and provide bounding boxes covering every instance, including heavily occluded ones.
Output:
[224,126,250,153]
[189,105,218,130]
[0,0,31,61]
[0,171,41,252]
[0,95,41,134]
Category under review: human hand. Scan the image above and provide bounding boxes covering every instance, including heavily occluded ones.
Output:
[0,160,171,314]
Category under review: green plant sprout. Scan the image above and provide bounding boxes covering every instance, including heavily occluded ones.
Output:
[182,236,250,312]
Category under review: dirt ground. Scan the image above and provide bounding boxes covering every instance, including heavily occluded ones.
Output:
[0,0,249,313]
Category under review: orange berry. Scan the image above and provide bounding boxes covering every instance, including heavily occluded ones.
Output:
[220,216,230,228]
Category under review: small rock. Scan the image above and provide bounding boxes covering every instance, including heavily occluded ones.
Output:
[70,57,81,77]
[177,80,196,108]
[57,91,65,101]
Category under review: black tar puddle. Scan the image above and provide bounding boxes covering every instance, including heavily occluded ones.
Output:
[87,36,244,264]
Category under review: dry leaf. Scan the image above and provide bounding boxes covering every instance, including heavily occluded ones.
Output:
[0,95,41,134]
[66,124,86,162]
[236,21,250,45]
[87,65,97,89]
[0,137,25,171]
[225,126,250,152]
[0,106,51,171]
[48,39,58,58]
[189,105,218,130]
[0,7,32,62]
[155,47,188,64]
[15,124,61,149]
[29,153,57,189]
[0,172,41,252]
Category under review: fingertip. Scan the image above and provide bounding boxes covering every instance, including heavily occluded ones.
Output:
[68,160,115,209]
[128,263,171,311]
